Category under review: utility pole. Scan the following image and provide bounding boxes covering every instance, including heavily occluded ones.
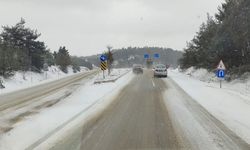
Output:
[124,48,130,68]
[107,46,113,75]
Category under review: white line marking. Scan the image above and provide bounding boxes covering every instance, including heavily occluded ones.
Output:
[152,79,155,87]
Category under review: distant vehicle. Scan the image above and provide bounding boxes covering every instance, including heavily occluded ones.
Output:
[153,64,168,78]
[133,64,143,74]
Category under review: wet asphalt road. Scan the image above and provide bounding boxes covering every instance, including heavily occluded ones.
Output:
[79,71,180,150]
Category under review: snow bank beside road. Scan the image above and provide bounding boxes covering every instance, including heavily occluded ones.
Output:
[178,67,218,82]
[94,68,130,83]
[169,69,250,144]
[0,66,89,95]
[164,79,221,150]
[176,67,250,99]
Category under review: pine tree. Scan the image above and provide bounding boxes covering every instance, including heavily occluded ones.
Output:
[56,46,71,73]
[180,0,250,75]
[0,18,46,72]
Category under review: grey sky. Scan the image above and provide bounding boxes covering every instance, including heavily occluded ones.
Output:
[0,0,224,56]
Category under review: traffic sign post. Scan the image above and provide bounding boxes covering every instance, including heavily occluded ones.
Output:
[100,54,108,79]
[100,54,107,62]
[154,53,160,65]
[217,69,225,88]
[154,53,160,59]
[100,61,107,71]
[100,61,107,79]
[216,60,226,88]
[217,60,226,70]
[144,54,149,59]
[217,70,225,78]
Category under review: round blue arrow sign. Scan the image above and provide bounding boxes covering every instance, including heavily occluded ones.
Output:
[100,55,107,61]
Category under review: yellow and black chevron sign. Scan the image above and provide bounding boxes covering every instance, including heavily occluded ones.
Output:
[100,61,107,71]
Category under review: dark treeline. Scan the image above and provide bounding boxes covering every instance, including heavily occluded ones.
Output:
[0,19,89,78]
[180,0,250,75]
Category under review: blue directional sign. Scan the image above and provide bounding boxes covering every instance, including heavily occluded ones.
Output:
[144,54,149,59]
[217,69,225,78]
[100,54,107,62]
[154,53,160,58]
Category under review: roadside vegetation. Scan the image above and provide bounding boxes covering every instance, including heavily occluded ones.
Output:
[180,0,250,76]
[0,19,91,78]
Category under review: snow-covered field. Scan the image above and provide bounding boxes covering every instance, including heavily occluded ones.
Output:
[94,68,130,83]
[0,66,89,95]
[168,67,250,144]
[0,69,133,150]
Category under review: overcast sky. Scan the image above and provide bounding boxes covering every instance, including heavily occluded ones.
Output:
[0,0,224,56]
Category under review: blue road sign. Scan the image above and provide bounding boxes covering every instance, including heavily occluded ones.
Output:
[100,55,107,62]
[154,53,160,58]
[217,69,225,78]
[144,54,149,59]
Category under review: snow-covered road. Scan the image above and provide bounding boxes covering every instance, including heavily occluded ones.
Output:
[1,68,250,150]
[38,69,250,150]
[0,71,98,111]
[168,69,250,145]
[164,78,249,150]
[0,69,132,150]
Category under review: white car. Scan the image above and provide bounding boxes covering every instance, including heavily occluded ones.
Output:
[153,64,168,78]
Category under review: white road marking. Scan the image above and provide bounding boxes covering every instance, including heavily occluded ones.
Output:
[152,79,155,87]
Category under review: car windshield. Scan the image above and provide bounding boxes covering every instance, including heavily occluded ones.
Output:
[155,65,166,68]
[1,0,250,150]
[133,64,142,68]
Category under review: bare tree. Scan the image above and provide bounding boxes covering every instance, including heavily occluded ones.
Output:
[106,45,114,75]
